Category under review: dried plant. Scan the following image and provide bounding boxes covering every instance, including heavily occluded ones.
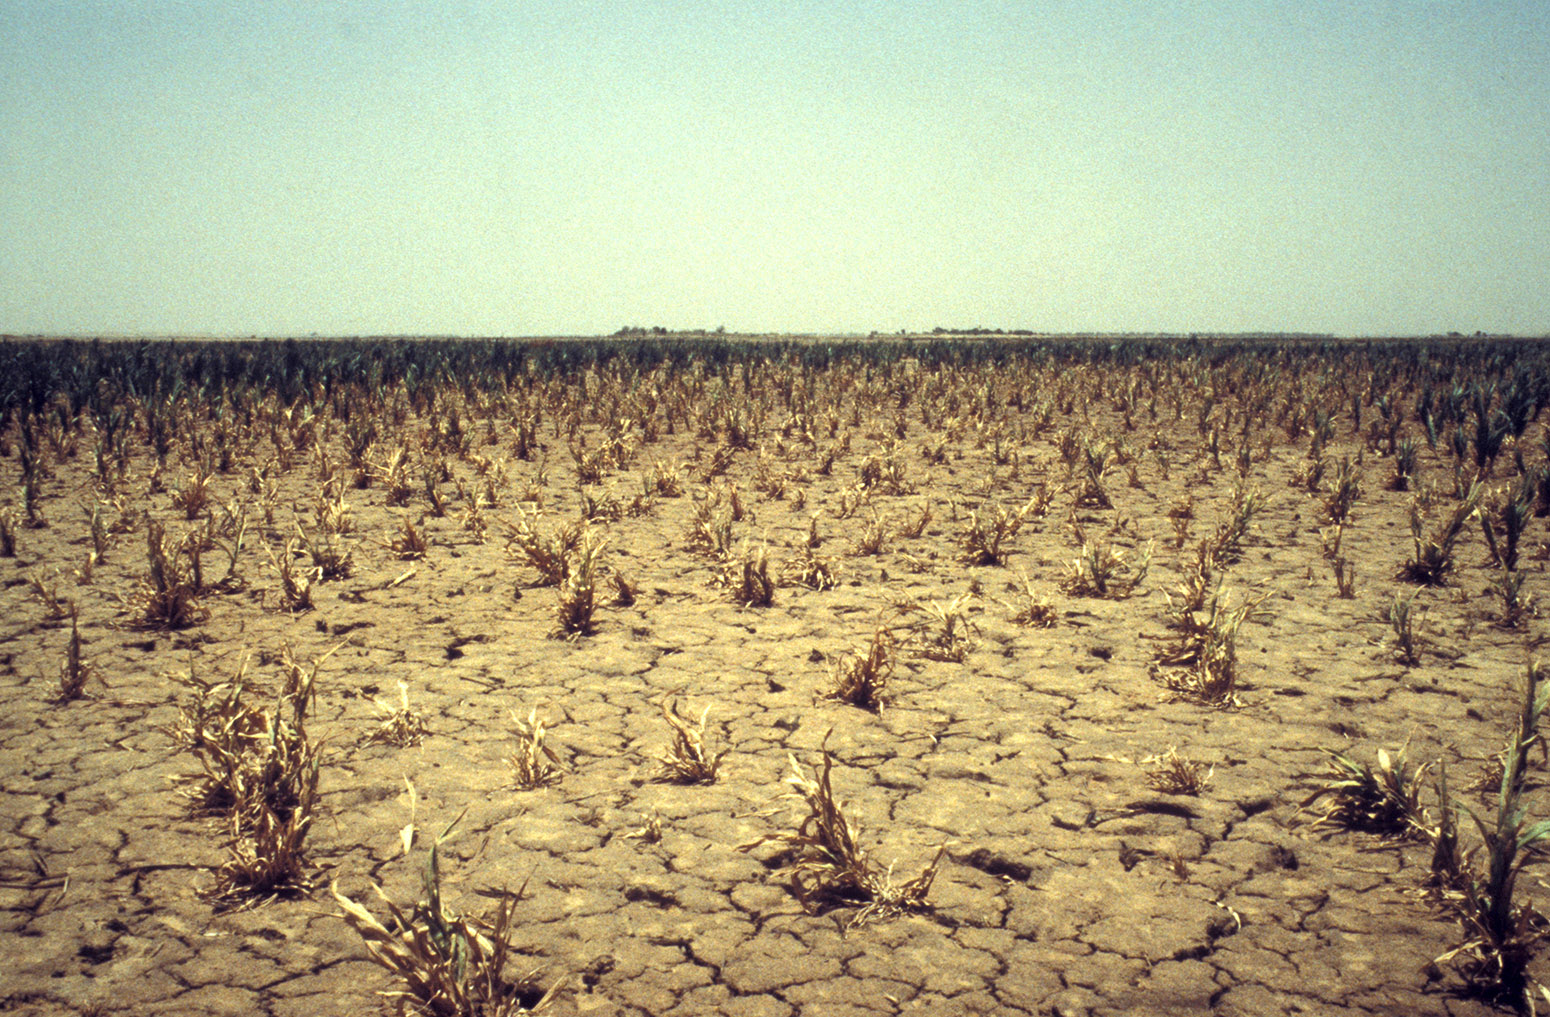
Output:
[1059,527,1152,599]
[781,546,840,591]
[958,502,1028,566]
[175,648,325,907]
[1301,744,1428,838]
[27,570,72,622]
[508,708,561,790]
[650,460,684,497]
[687,498,734,559]
[1391,436,1419,491]
[1320,456,1361,525]
[137,520,208,629]
[0,508,15,557]
[913,594,978,662]
[212,740,319,907]
[553,529,605,637]
[56,608,94,702]
[169,469,214,520]
[371,681,430,748]
[1153,589,1266,707]
[851,511,890,556]
[461,496,489,543]
[610,570,639,607]
[332,816,557,1017]
[656,699,728,784]
[1402,481,1484,585]
[1491,569,1537,629]
[741,740,943,927]
[295,520,353,579]
[898,500,933,540]
[625,810,664,844]
[1389,591,1422,666]
[268,538,317,613]
[390,516,430,560]
[697,446,736,483]
[1207,483,1261,563]
[1002,570,1058,628]
[857,446,915,495]
[506,509,580,587]
[722,541,775,607]
[827,627,895,711]
[1143,747,1212,795]
[379,447,415,506]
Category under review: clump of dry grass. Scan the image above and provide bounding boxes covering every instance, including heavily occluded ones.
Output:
[506,509,580,587]
[27,570,72,623]
[741,739,944,927]
[1059,525,1152,599]
[370,681,430,748]
[656,699,728,784]
[56,608,95,702]
[850,511,890,556]
[294,520,353,579]
[1002,570,1058,628]
[650,460,684,497]
[1301,743,1428,838]
[1320,456,1361,525]
[898,500,933,539]
[267,538,317,613]
[378,447,415,506]
[169,469,214,520]
[1207,482,1261,563]
[553,529,605,637]
[332,815,557,1017]
[958,502,1029,566]
[508,708,561,790]
[911,593,978,662]
[781,546,840,591]
[1143,747,1212,795]
[388,515,430,560]
[826,627,896,712]
[174,647,326,906]
[1152,589,1266,707]
[857,446,916,495]
[610,570,639,607]
[721,542,774,607]
[1401,481,1484,585]
[138,520,209,629]
[687,497,735,559]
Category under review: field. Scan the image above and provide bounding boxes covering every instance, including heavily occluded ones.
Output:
[1,335,1548,1017]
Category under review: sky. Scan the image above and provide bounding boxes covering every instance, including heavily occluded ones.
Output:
[1,1,1547,337]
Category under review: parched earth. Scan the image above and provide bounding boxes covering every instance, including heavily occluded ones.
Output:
[0,373,1545,1016]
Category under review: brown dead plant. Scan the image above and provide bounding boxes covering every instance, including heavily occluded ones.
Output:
[371,681,431,748]
[741,737,944,927]
[332,814,557,1017]
[505,508,580,587]
[826,626,896,712]
[721,541,775,607]
[508,708,561,790]
[656,698,728,784]
[137,520,209,629]
[1152,589,1268,708]
[1143,747,1213,795]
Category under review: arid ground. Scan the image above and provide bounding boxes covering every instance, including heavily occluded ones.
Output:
[1,336,1547,1016]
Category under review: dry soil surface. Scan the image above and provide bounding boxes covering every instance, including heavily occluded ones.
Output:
[1,392,1546,1016]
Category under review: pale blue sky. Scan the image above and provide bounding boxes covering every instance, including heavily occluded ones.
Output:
[1,1,1546,336]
